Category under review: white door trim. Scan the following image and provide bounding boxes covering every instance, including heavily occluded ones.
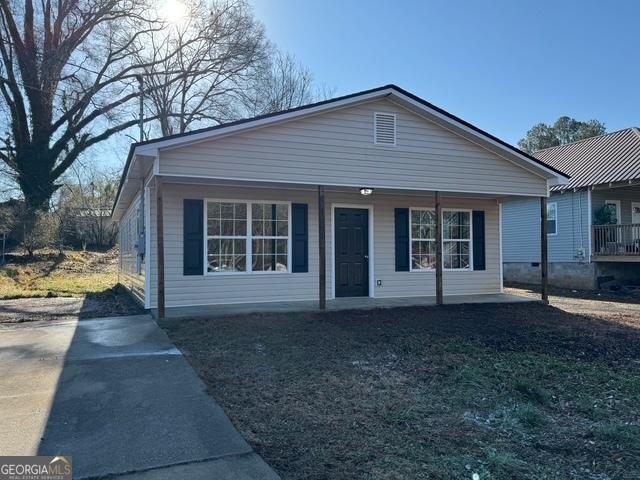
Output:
[330,203,375,300]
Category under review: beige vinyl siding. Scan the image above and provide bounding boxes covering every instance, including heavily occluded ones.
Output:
[158,99,547,197]
[146,183,501,308]
[118,194,145,304]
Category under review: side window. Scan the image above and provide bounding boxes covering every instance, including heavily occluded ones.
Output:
[547,202,557,235]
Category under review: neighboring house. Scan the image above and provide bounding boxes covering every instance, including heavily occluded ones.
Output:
[503,128,640,289]
[111,85,567,316]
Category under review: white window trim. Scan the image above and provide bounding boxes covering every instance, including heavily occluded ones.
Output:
[409,207,474,272]
[547,201,558,236]
[203,199,292,276]
[373,112,397,146]
[409,207,436,272]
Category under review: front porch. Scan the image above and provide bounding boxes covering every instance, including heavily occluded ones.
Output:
[591,184,640,262]
[157,292,532,319]
[592,223,640,262]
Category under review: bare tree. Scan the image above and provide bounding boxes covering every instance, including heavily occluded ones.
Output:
[0,0,187,211]
[56,163,119,249]
[242,51,333,116]
[140,0,269,136]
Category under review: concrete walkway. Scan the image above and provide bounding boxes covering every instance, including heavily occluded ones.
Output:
[0,314,279,479]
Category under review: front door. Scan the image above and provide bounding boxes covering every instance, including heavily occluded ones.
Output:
[335,208,369,297]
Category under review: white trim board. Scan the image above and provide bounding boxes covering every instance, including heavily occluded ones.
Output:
[149,172,551,199]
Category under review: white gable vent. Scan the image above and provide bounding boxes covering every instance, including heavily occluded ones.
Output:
[374,112,396,145]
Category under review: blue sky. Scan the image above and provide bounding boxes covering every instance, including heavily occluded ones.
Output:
[250,0,639,145]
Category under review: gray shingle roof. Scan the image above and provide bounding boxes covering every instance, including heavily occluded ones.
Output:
[533,127,640,191]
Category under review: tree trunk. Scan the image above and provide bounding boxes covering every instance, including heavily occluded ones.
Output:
[15,146,58,211]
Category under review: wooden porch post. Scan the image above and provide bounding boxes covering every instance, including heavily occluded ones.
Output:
[435,191,443,305]
[156,177,166,318]
[540,196,549,304]
[318,185,326,310]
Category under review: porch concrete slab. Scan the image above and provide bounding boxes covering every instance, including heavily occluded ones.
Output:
[162,293,533,319]
[0,314,279,480]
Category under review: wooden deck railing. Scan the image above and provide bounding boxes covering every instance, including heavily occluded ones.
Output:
[592,224,640,257]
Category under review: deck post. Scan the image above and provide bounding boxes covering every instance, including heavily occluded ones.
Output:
[318,185,326,310]
[540,196,549,304]
[156,177,166,319]
[435,191,443,305]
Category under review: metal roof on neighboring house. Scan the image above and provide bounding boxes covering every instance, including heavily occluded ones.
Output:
[533,127,640,191]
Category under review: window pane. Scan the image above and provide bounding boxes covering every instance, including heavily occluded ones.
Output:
[234,239,246,255]
[220,239,234,255]
[221,203,234,219]
[208,202,221,219]
[252,203,263,220]
[235,255,246,271]
[276,239,287,254]
[208,219,220,236]
[443,211,470,240]
[235,220,246,236]
[547,219,556,235]
[411,209,435,240]
[263,220,273,236]
[276,255,288,271]
[276,220,288,236]
[252,255,264,272]
[443,241,470,270]
[411,240,435,270]
[252,220,264,236]
[252,239,264,255]
[276,204,288,220]
[221,220,234,236]
[208,239,220,255]
[235,203,246,219]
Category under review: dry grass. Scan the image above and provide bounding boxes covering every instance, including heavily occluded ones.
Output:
[162,298,640,480]
[0,249,118,299]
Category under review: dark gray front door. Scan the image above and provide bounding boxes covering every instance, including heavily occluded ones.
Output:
[335,208,369,297]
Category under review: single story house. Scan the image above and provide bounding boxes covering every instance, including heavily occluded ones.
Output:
[112,85,568,317]
[502,128,640,289]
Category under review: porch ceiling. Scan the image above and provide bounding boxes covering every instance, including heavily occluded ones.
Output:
[151,175,525,201]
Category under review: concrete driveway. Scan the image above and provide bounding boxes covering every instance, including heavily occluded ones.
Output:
[0,313,279,479]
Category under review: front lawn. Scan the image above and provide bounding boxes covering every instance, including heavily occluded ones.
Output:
[0,249,118,299]
[162,301,640,480]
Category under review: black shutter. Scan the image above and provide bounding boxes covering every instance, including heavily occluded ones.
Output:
[472,210,486,271]
[183,199,204,275]
[395,208,410,271]
[291,203,308,273]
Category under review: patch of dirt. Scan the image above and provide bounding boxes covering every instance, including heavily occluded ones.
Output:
[162,296,640,480]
